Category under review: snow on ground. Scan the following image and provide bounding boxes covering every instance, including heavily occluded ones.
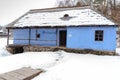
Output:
[116,48,120,55]
[0,51,60,73]
[33,52,120,80]
[0,37,120,80]
[0,50,120,80]
[0,37,12,57]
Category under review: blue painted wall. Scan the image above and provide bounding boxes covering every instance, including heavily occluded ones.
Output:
[13,26,117,51]
[13,28,57,46]
[30,29,57,46]
[67,26,117,51]
[13,29,29,45]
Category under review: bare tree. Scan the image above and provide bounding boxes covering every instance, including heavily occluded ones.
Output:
[75,1,82,7]
[58,1,65,7]
[90,0,93,9]
[113,0,116,9]
[107,0,112,15]
[55,0,74,7]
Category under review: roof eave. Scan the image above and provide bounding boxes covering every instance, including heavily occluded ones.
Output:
[6,24,118,29]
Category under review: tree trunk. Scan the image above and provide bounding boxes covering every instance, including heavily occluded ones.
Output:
[113,0,116,9]
[90,0,93,9]
[107,0,112,15]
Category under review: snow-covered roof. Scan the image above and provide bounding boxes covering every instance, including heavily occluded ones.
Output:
[12,7,115,28]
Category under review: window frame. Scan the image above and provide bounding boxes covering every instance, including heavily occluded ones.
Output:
[36,33,40,38]
[95,30,104,41]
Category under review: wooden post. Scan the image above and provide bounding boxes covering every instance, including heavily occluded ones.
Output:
[28,28,31,51]
[7,29,9,45]
[29,28,31,46]
[56,28,59,47]
[36,29,37,40]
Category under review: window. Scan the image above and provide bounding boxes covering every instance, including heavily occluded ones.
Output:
[95,30,103,41]
[64,14,69,17]
[36,34,40,38]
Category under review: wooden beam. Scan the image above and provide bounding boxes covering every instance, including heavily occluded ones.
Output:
[7,29,10,46]
[13,39,57,42]
[29,28,31,46]
[6,25,118,29]
[36,29,37,40]
[56,28,59,47]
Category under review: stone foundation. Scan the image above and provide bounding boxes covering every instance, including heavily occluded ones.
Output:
[6,45,117,55]
[6,45,24,54]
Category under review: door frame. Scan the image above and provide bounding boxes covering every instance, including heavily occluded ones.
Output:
[59,30,67,47]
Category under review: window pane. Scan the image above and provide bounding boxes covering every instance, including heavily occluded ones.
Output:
[95,30,103,41]
[99,35,103,37]
[95,38,98,41]
[99,38,103,41]
[36,34,40,38]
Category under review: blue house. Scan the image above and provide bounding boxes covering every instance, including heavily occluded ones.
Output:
[6,7,118,52]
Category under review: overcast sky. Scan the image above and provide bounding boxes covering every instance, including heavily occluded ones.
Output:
[0,0,56,25]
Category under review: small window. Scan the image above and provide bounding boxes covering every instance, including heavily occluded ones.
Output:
[36,34,40,38]
[64,14,69,17]
[95,30,103,41]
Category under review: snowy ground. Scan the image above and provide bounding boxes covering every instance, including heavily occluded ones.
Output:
[0,37,11,57]
[0,51,120,80]
[116,48,120,55]
[0,37,120,80]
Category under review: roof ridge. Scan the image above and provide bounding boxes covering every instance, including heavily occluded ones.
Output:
[29,6,91,13]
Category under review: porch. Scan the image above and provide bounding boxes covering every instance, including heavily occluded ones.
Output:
[6,27,67,48]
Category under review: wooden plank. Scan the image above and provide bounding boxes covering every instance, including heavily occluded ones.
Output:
[0,77,5,80]
[0,73,21,80]
[14,67,41,76]
[6,71,25,80]
[0,67,43,80]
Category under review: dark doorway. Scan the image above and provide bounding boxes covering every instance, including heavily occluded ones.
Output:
[59,30,67,47]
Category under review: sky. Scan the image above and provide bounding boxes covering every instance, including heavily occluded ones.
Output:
[0,0,56,25]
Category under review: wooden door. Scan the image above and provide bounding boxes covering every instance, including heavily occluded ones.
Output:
[59,30,67,47]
